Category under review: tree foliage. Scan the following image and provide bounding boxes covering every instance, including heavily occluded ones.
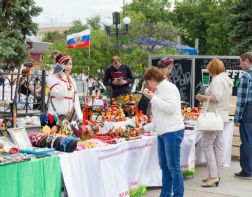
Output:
[124,0,182,42]
[171,0,236,55]
[124,0,171,23]
[42,31,65,43]
[226,0,252,54]
[87,16,101,30]
[67,20,89,35]
[0,0,42,68]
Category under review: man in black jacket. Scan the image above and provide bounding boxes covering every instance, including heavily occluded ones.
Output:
[103,56,134,98]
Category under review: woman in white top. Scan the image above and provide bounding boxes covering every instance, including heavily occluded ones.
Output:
[46,54,83,122]
[196,58,233,187]
[142,67,185,197]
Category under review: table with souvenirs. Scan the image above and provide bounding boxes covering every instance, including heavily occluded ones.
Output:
[0,94,235,197]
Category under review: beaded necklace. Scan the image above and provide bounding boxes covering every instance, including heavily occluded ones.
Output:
[57,74,73,90]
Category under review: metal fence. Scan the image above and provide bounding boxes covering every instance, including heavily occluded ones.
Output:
[0,70,46,119]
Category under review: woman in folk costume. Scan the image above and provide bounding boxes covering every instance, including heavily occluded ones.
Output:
[46,54,83,122]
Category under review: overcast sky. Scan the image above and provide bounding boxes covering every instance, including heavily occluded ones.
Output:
[33,0,132,25]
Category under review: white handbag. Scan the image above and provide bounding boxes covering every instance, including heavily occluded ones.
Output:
[197,97,224,132]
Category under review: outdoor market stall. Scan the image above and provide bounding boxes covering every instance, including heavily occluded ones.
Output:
[0,94,235,197]
[59,131,198,197]
[0,155,62,197]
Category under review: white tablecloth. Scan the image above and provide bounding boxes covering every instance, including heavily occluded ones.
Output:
[59,130,199,197]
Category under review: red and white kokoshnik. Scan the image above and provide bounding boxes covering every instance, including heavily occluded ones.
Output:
[58,55,71,65]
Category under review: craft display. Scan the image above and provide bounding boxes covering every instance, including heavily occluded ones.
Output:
[16,116,41,127]
[0,130,48,165]
[0,153,34,165]
[102,101,126,122]
[7,128,32,149]
[19,147,55,155]
[52,95,144,144]
[29,132,78,153]
[0,136,16,152]
[1,92,204,184]
[135,110,148,128]
[40,113,58,127]
[76,138,107,150]
[182,107,200,121]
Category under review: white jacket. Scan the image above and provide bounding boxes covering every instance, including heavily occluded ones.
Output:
[204,72,233,122]
[144,80,185,135]
[46,74,83,122]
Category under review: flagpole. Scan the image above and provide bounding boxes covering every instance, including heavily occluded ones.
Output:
[87,29,91,97]
[88,30,91,60]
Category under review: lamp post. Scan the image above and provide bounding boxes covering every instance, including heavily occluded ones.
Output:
[102,12,131,55]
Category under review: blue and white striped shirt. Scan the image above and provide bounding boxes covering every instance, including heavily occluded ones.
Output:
[234,65,252,123]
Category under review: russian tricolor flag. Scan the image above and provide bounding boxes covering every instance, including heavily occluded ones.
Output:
[66,29,90,49]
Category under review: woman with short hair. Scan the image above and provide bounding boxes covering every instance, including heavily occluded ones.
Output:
[196,58,233,187]
[142,67,185,197]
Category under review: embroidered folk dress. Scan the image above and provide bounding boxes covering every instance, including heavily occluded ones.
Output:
[46,74,83,122]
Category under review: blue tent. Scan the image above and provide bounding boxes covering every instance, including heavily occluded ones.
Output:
[176,44,198,55]
[139,36,198,55]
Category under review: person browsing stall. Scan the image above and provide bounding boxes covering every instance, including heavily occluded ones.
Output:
[234,52,252,180]
[142,67,185,197]
[196,59,233,187]
[103,56,134,98]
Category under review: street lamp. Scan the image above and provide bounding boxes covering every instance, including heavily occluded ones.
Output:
[102,12,131,55]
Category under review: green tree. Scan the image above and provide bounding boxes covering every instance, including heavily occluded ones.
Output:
[202,0,235,55]
[42,31,65,43]
[124,0,171,23]
[124,1,180,41]
[66,20,89,35]
[227,0,252,55]
[0,0,42,68]
[123,3,181,55]
[87,16,101,30]
[119,12,178,73]
[171,0,235,55]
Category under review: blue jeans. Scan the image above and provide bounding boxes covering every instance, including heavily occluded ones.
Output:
[157,130,184,197]
[240,104,252,176]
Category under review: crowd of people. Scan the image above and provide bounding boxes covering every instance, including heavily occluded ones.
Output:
[141,53,252,196]
[16,50,252,196]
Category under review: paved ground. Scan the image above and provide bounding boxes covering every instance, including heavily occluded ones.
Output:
[144,160,252,197]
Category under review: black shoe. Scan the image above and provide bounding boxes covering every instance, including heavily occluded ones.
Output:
[234,171,252,180]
